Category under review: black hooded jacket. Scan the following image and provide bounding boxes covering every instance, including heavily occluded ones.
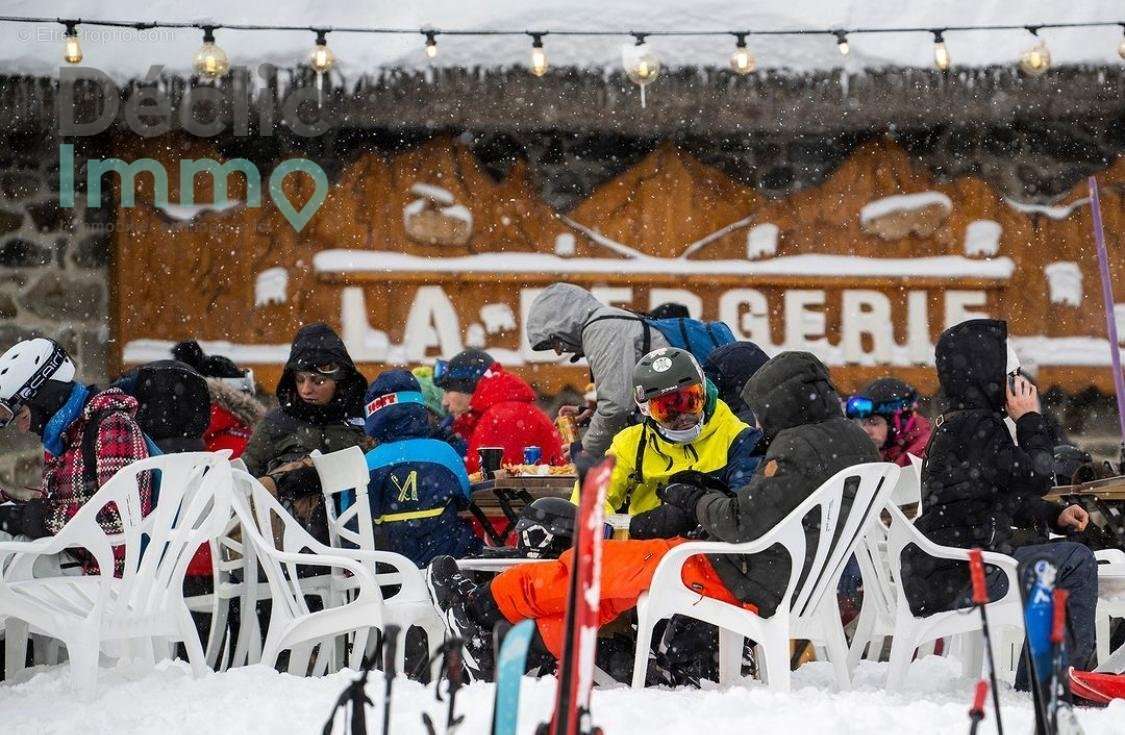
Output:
[694,351,879,616]
[241,323,368,477]
[904,319,1062,615]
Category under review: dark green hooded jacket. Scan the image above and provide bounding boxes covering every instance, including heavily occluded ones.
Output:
[695,351,879,616]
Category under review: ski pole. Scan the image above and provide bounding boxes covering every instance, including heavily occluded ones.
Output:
[1088,175,1125,474]
[968,548,1005,735]
[968,679,988,735]
[382,625,401,735]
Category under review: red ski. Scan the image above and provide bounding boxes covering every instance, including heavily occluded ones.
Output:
[538,458,614,735]
[1069,669,1125,705]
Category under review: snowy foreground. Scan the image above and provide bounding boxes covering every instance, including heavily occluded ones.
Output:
[2,657,1123,735]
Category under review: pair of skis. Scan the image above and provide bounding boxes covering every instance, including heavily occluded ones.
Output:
[490,458,614,735]
[965,550,1086,735]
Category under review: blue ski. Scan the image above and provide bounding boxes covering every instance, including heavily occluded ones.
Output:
[492,620,537,735]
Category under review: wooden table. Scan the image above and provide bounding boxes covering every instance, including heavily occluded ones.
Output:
[1046,476,1125,547]
[464,475,577,546]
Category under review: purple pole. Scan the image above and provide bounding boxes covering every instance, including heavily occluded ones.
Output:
[1089,175,1125,468]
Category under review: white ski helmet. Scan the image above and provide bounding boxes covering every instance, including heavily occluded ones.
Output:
[0,338,75,427]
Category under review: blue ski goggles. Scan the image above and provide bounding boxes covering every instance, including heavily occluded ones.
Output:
[845,394,912,419]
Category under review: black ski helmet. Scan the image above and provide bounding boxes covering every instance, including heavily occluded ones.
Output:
[514,497,577,559]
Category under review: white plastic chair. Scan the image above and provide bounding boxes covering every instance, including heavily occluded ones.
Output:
[1094,548,1125,673]
[848,455,924,669]
[232,467,416,675]
[313,446,447,678]
[631,462,900,691]
[0,452,234,696]
[883,502,1025,689]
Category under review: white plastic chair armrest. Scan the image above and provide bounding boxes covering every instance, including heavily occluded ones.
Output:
[0,532,113,582]
[647,530,801,595]
[313,546,422,591]
[261,547,383,599]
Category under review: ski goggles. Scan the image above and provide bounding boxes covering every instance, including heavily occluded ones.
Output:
[845,394,911,420]
[433,359,488,387]
[641,383,706,424]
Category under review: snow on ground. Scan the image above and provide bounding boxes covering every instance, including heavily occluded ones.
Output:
[2,0,1123,81]
[1,656,1122,735]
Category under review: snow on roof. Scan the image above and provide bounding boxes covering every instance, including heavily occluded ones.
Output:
[4,1,1122,81]
[314,248,1016,279]
[1004,196,1091,220]
[859,191,952,225]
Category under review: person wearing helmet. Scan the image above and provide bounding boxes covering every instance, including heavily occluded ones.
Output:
[586,347,761,539]
[845,377,932,467]
[0,338,153,573]
[424,351,872,681]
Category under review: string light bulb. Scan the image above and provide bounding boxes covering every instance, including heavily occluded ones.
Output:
[932,30,951,71]
[424,30,438,59]
[1018,26,1051,77]
[730,33,755,75]
[308,29,334,74]
[623,34,660,107]
[62,21,82,64]
[1117,24,1125,60]
[529,33,548,77]
[835,30,850,56]
[192,26,230,79]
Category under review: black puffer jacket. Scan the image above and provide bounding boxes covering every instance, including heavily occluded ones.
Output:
[695,351,879,616]
[904,319,1061,615]
[241,323,368,477]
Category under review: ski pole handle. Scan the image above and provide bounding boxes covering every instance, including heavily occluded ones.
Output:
[1051,588,1069,645]
[971,679,989,715]
[968,548,989,605]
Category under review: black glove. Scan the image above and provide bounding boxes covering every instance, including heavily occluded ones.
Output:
[629,504,696,540]
[666,469,731,495]
[658,482,708,515]
[274,465,323,500]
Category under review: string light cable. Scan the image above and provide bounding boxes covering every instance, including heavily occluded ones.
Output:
[2,15,1119,78]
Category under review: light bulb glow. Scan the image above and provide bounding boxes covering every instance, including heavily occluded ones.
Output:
[309,32,334,73]
[1019,40,1051,76]
[934,40,950,70]
[530,47,548,76]
[63,30,82,64]
[193,28,229,79]
[1118,38,1125,61]
[730,47,755,75]
[835,32,850,56]
[623,41,660,85]
[425,32,438,59]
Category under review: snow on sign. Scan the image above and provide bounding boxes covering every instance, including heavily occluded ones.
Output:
[114,136,1125,394]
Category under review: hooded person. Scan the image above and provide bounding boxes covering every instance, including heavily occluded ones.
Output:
[436,349,563,473]
[353,370,481,566]
[0,338,153,573]
[423,351,877,679]
[844,377,932,467]
[241,323,368,542]
[701,341,771,426]
[588,347,761,531]
[173,340,266,457]
[904,318,1096,681]
[526,283,670,458]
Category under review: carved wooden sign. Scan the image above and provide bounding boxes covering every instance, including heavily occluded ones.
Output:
[112,135,1125,395]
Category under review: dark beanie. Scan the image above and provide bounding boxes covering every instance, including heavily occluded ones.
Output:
[434,349,495,394]
[703,341,771,417]
[173,340,244,379]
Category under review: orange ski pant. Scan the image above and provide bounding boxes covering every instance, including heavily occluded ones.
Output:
[489,538,756,657]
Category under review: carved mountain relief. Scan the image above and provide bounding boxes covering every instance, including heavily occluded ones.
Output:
[109,133,1124,392]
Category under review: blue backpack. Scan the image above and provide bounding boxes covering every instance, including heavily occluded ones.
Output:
[583,314,735,364]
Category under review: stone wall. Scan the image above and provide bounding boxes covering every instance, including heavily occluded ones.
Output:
[0,131,112,487]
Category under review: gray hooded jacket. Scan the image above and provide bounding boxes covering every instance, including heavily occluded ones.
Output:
[526,283,668,457]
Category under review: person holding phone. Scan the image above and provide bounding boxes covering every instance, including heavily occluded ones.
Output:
[904,319,1097,685]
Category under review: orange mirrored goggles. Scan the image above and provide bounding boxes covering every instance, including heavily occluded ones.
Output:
[645,383,705,424]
